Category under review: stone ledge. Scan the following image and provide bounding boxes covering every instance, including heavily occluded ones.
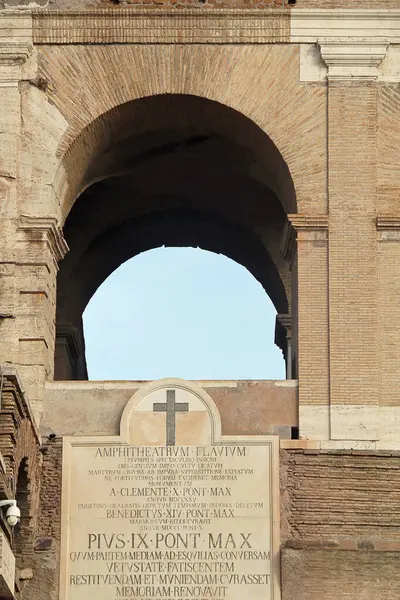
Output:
[291,8,400,44]
[18,215,69,264]
[281,446,400,456]
[284,538,400,552]
[0,40,32,66]
[377,216,400,241]
[377,215,400,229]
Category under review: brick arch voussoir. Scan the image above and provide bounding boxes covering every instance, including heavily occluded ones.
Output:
[38,44,326,221]
[56,92,297,223]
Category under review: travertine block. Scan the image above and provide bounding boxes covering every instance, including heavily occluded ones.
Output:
[0,531,15,599]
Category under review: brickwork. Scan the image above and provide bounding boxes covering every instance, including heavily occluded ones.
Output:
[29,444,400,600]
[34,43,325,217]
[23,438,62,600]
[282,449,400,541]
[2,8,400,597]
[32,8,290,43]
[0,369,42,596]
[281,548,400,600]
[377,221,400,410]
[1,7,400,442]
[30,40,326,404]
[376,87,400,412]
[290,218,329,438]
[378,86,400,215]
[328,82,379,440]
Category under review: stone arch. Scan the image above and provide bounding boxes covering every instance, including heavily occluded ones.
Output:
[53,93,297,380]
[37,44,325,220]
[56,93,297,221]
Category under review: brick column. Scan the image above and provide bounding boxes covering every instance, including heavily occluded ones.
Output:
[282,215,330,440]
[322,41,387,441]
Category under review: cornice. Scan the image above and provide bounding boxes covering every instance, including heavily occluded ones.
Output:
[377,216,400,240]
[18,216,69,263]
[0,8,400,46]
[0,40,32,66]
[291,9,400,44]
[291,9,399,80]
[0,7,399,49]
[281,214,328,261]
[2,8,399,80]
[0,11,33,72]
[31,8,290,44]
[319,38,388,80]
[281,219,297,262]
[376,216,400,230]
[288,214,329,231]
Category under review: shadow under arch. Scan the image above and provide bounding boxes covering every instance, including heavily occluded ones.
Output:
[55,94,297,381]
[59,93,297,220]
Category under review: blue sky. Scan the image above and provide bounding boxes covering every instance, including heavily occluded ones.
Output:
[83,248,285,381]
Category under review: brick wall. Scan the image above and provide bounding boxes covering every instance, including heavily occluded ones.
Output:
[282,449,400,541]
[0,370,42,597]
[28,445,400,600]
[328,82,379,440]
[280,449,400,599]
[23,438,62,600]
[282,548,400,600]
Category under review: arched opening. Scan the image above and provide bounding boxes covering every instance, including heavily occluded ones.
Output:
[13,459,31,574]
[55,94,296,381]
[83,247,286,380]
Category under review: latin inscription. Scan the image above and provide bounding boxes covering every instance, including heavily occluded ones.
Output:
[64,444,274,600]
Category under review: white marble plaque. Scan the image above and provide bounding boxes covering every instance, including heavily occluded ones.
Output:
[60,379,280,600]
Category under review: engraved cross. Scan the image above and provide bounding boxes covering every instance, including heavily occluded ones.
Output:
[153,390,189,446]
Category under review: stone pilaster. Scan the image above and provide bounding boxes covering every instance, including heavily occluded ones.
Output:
[12,217,68,421]
[0,14,68,423]
[0,14,34,409]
